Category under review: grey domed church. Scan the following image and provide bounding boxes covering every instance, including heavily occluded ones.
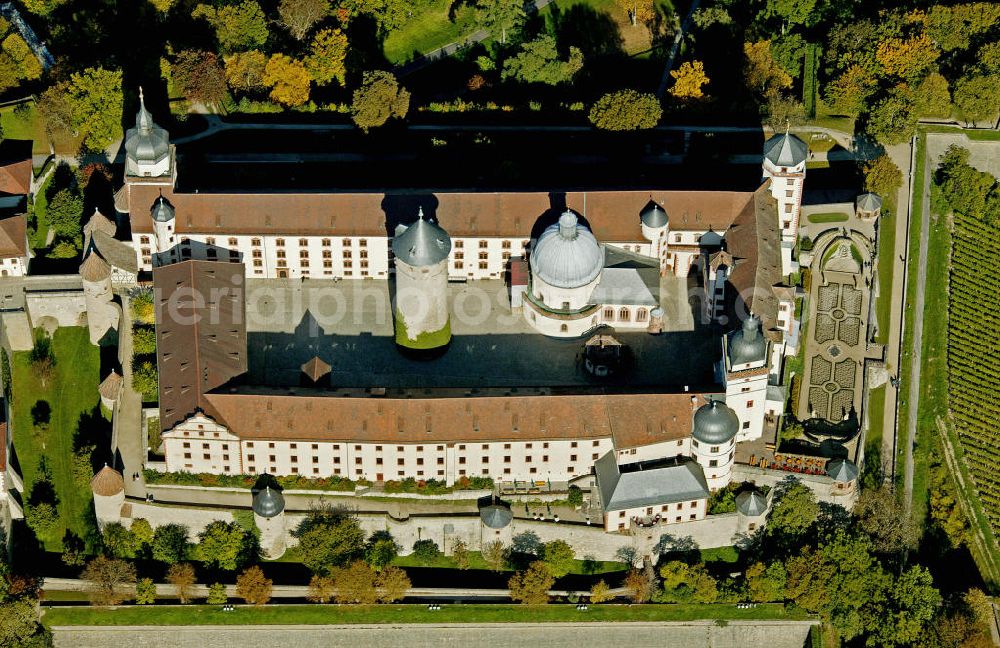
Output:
[116,94,810,534]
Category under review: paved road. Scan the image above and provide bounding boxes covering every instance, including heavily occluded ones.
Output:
[879,140,915,479]
[50,621,818,648]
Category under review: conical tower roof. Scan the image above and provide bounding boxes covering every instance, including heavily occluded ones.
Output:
[90,465,124,496]
[479,503,513,529]
[301,356,331,382]
[826,459,859,483]
[79,250,111,282]
[736,490,767,516]
[392,208,451,266]
[83,208,117,239]
[151,195,175,223]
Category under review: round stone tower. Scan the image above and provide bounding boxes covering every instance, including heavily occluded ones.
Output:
[690,398,740,491]
[80,252,118,345]
[391,208,452,350]
[252,486,287,559]
[640,201,668,269]
[90,465,125,532]
[150,195,176,255]
[735,489,768,534]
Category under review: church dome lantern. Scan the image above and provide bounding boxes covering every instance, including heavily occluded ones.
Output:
[692,399,740,444]
[529,211,603,289]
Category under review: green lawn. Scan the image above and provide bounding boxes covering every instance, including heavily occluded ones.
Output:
[383,1,478,64]
[864,385,885,477]
[873,193,898,345]
[392,551,627,575]
[12,327,103,550]
[29,169,54,251]
[807,212,849,224]
[0,101,82,155]
[919,124,1000,141]
[700,546,740,563]
[43,603,810,627]
[807,99,855,133]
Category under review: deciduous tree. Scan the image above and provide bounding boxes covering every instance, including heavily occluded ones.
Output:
[502,36,583,86]
[823,64,877,117]
[304,29,348,86]
[452,538,471,569]
[540,540,575,578]
[193,1,269,53]
[63,67,124,152]
[172,50,228,107]
[206,582,227,604]
[615,0,653,27]
[0,598,43,646]
[264,54,312,107]
[766,481,819,541]
[745,561,786,602]
[914,72,951,118]
[669,61,709,99]
[196,520,255,571]
[292,506,365,574]
[135,578,156,604]
[153,524,190,564]
[483,540,508,572]
[235,565,272,605]
[166,563,196,603]
[82,555,136,606]
[622,568,654,603]
[46,189,84,244]
[743,40,791,99]
[656,560,717,603]
[131,360,159,400]
[924,3,1000,53]
[102,522,138,559]
[475,0,525,44]
[589,579,612,603]
[866,85,919,144]
[762,0,817,31]
[376,565,411,602]
[862,154,903,199]
[365,531,399,570]
[278,0,330,40]
[334,560,377,603]
[508,561,554,604]
[307,574,337,602]
[224,51,268,93]
[350,71,410,132]
[875,34,938,81]
[953,74,1000,126]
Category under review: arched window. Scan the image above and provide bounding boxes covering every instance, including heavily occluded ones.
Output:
[603,307,614,320]
[619,307,630,322]
[636,309,648,322]
[560,324,568,333]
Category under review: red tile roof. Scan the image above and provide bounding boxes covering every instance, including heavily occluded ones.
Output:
[154,260,247,432]
[0,215,26,258]
[125,182,758,240]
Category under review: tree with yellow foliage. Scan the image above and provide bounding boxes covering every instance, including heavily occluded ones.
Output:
[669,60,708,99]
[743,40,791,99]
[225,50,268,93]
[264,54,311,106]
[615,0,653,26]
[875,33,938,81]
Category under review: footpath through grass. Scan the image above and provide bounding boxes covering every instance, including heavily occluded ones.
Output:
[11,327,102,550]
[43,603,809,627]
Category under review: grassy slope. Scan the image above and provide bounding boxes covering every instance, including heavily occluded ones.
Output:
[384,2,478,64]
[12,327,102,550]
[43,603,810,627]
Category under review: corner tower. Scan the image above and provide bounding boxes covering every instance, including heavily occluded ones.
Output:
[392,208,452,350]
[690,398,740,491]
[762,130,807,275]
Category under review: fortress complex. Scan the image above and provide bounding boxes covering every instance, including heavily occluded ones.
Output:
[122,97,808,533]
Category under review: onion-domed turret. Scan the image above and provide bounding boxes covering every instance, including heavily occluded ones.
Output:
[692,399,740,444]
[124,88,170,176]
[530,211,603,289]
[392,208,451,267]
[728,314,768,366]
[252,486,285,519]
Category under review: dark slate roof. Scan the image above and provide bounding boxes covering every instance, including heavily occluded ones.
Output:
[252,486,285,518]
[151,195,175,223]
[735,490,767,516]
[728,314,768,366]
[692,399,739,444]
[125,90,170,166]
[594,452,710,512]
[826,459,859,482]
[640,200,668,228]
[856,193,882,212]
[479,503,513,529]
[763,132,808,167]
[392,210,451,266]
